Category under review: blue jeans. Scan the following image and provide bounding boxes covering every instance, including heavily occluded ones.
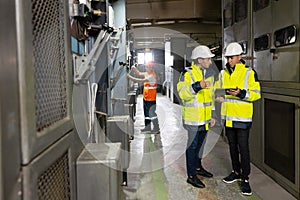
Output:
[225,127,250,180]
[184,125,207,176]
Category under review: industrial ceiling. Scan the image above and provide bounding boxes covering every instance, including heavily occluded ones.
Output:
[125,0,222,48]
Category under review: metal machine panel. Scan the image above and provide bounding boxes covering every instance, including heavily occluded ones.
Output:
[22,132,77,200]
[124,104,135,137]
[109,0,127,116]
[253,5,272,81]
[17,0,73,164]
[270,0,299,82]
[261,93,300,197]
[252,0,299,82]
[253,50,272,80]
[106,115,132,169]
[272,50,299,82]
[223,0,300,198]
[170,37,186,104]
[128,90,137,117]
[249,99,263,165]
[111,98,127,115]
[0,0,22,199]
[76,143,122,200]
[232,21,248,45]
[224,0,252,67]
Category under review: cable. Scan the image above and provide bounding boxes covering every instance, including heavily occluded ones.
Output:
[87,81,98,142]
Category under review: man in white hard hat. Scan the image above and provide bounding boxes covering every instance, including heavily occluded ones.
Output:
[177,45,217,188]
[216,42,261,196]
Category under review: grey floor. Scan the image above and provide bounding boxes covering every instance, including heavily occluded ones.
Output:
[123,94,296,200]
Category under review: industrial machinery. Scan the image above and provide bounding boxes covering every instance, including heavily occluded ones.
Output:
[222,0,300,198]
[0,0,136,199]
[77,143,123,200]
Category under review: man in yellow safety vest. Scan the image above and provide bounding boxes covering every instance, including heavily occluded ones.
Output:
[177,45,217,188]
[216,42,261,196]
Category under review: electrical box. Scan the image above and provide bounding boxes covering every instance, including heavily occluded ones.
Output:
[77,143,123,200]
[106,115,132,169]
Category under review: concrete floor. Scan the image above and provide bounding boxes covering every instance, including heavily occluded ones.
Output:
[123,94,296,200]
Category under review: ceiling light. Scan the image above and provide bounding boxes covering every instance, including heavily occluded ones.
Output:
[155,20,175,25]
[131,22,152,27]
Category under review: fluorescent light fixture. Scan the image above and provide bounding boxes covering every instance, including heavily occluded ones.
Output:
[177,20,198,23]
[155,20,175,25]
[131,22,152,27]
[136,41,164,44]
[137,41,154,44]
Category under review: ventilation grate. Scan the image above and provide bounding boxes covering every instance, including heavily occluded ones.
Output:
[32,0,68,131]
[37,152,70,200]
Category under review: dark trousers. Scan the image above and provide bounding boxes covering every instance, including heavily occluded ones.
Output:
[185,125,207,177]
[225,127,250,180]
[143,99,159,129]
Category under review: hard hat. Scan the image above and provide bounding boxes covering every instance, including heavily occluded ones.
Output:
[224,42,243,56]
[191,45,215,59]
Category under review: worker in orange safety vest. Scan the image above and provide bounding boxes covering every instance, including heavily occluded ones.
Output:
[127,61,160,134]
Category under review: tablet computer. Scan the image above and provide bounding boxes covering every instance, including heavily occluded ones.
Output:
[215,88,237,96]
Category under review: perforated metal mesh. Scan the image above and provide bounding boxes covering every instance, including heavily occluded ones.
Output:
[32,0,68,131]
[37,152,71,200]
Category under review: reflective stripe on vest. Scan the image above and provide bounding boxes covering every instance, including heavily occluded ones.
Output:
[185,68,195,83]
[177,85,187,94]
[183,102,212,107]
[244,67,251,89]
[144,86,157,90]
[221,116,252,122]
[145,116,158,120]
[224,99,251,104]
[183,119,211,126]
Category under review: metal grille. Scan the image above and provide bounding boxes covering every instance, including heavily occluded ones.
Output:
[32,0,68,131]
[37,152,71,200]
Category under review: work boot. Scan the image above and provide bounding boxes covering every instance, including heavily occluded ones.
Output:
[141,126,151,133]
[187,175,205,188]
[151,127,160,134]
[196,167,213,178]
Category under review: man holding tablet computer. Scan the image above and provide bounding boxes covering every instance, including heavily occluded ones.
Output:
[215,42,261,196]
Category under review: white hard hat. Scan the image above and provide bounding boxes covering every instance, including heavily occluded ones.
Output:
[224,42,243,56]
[191,45,215,59]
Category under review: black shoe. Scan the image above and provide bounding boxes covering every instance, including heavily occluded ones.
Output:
[186,175,205,188]
[141,126,151,133]
[241,179,252,196]
[223,171,241,183]
[196,168,213,178]
[151,128,160,134]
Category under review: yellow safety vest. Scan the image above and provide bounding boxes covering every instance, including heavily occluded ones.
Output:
[216,63,261,128]
[177,63,214,130]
